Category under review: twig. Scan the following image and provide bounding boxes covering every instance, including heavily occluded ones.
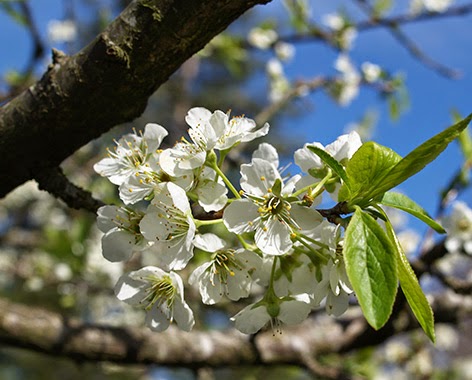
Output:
[34,166,104,213]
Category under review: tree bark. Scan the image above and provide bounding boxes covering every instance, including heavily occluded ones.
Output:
[0,0,271,199]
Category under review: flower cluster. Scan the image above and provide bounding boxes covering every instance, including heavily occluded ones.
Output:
[95,107,363,333]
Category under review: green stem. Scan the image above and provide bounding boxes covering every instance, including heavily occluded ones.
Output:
[237,234,255,251]
[207,162,241,199]
[195,218,224,227]
[293,235,329,264]
[292,172,332,198]
[267,256,279,293]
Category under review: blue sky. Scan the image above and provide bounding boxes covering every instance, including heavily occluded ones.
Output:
[1,0,471,236]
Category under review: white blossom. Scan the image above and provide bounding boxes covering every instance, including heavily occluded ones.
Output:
[47,19,77,43]
[160,107,268,176]
[275,42,295,61]
[323,13,345,31]
[231,293,312,334]
[361,61,382,83]
[443,201,472,255]
[410,0,453,13]
[189,233,262,304]
[266,58,291,103]
[115,266,194,331]
[96,205,147,262]
[295,131,362,177]
[94,123,168,187]
[224,145,322,256]
[210,109,270,151]
[193,167,228,212]
[139,183,196,270]
[334,54,361,105]
[248,27,278,49]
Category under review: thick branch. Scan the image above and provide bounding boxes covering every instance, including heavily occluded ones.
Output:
[0,0,271,199]
[1,282,470,368]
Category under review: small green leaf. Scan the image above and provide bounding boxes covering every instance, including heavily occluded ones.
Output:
[344,207,398,330]
[384,221,435,342]
[306,145,350,188]
[368,114,472,200]
[339,142,401,204]
[380,192,446,233]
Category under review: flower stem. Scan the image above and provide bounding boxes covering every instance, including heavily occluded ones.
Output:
[195,218,224,227]
[207,161,241,199]
[292,172,332,198]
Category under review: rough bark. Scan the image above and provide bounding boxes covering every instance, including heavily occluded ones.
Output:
[0,288,467,369]
[0,0,271,199]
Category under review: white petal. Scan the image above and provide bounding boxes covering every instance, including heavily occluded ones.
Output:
[326,290,350,317]
[252,142,279,167]
[93,157,131,185]
[193,233,227,252]
[196,181,228,212]
[209,110,227,139]
[167,182,191,214]
[101,228,136,262]
[154,238,194,270]
[139,208,168,241]
[278,295,311,325]
[186,107,212,127]
[327,131,362,162]
[96,205,121,232]
[232,303,270,334]
[119,175,154,205]
[294,143,324,173]
[241,122,270,143]
[290,204,323,231]
[172,299,195,331]
[255,218,292,255]
[223,200,259,234]
[143,123,168,151]
[145,305,171,332]
[114,273,146,304]
[240,159,279,196]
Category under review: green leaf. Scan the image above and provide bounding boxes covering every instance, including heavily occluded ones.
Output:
[344,207,398,330]
[368,114,472,200]
[306,145,350,188]
[338,142,401,204]
[384,221,435,342]
[380,192,446,233]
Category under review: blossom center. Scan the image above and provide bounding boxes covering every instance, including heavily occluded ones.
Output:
[141,274,176,311]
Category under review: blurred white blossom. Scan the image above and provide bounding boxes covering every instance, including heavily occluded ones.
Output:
[47,19,77,43]
[248,27,278,49]
[443,201,472,255]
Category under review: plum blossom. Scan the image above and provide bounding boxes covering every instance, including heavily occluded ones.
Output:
[160,107,269,176]
[266,58,291,103]
[224,144,322,255]
[307,222,353,316]
[231,293,312,334]
[139,183,196,270]
[273,253,318,297]
[274,42,295,62]
[48,19,77,43]
[295,130,362,199]
[334,54,361,105]
[115,266,194,331]
[443,201,472,255]
[189,233,262,304]
[410,0,454,13]
[248,27,278,49]
[193,167,228,212]
[94,123,168,188]
[96,205,147,262]
[361,62,382,83]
